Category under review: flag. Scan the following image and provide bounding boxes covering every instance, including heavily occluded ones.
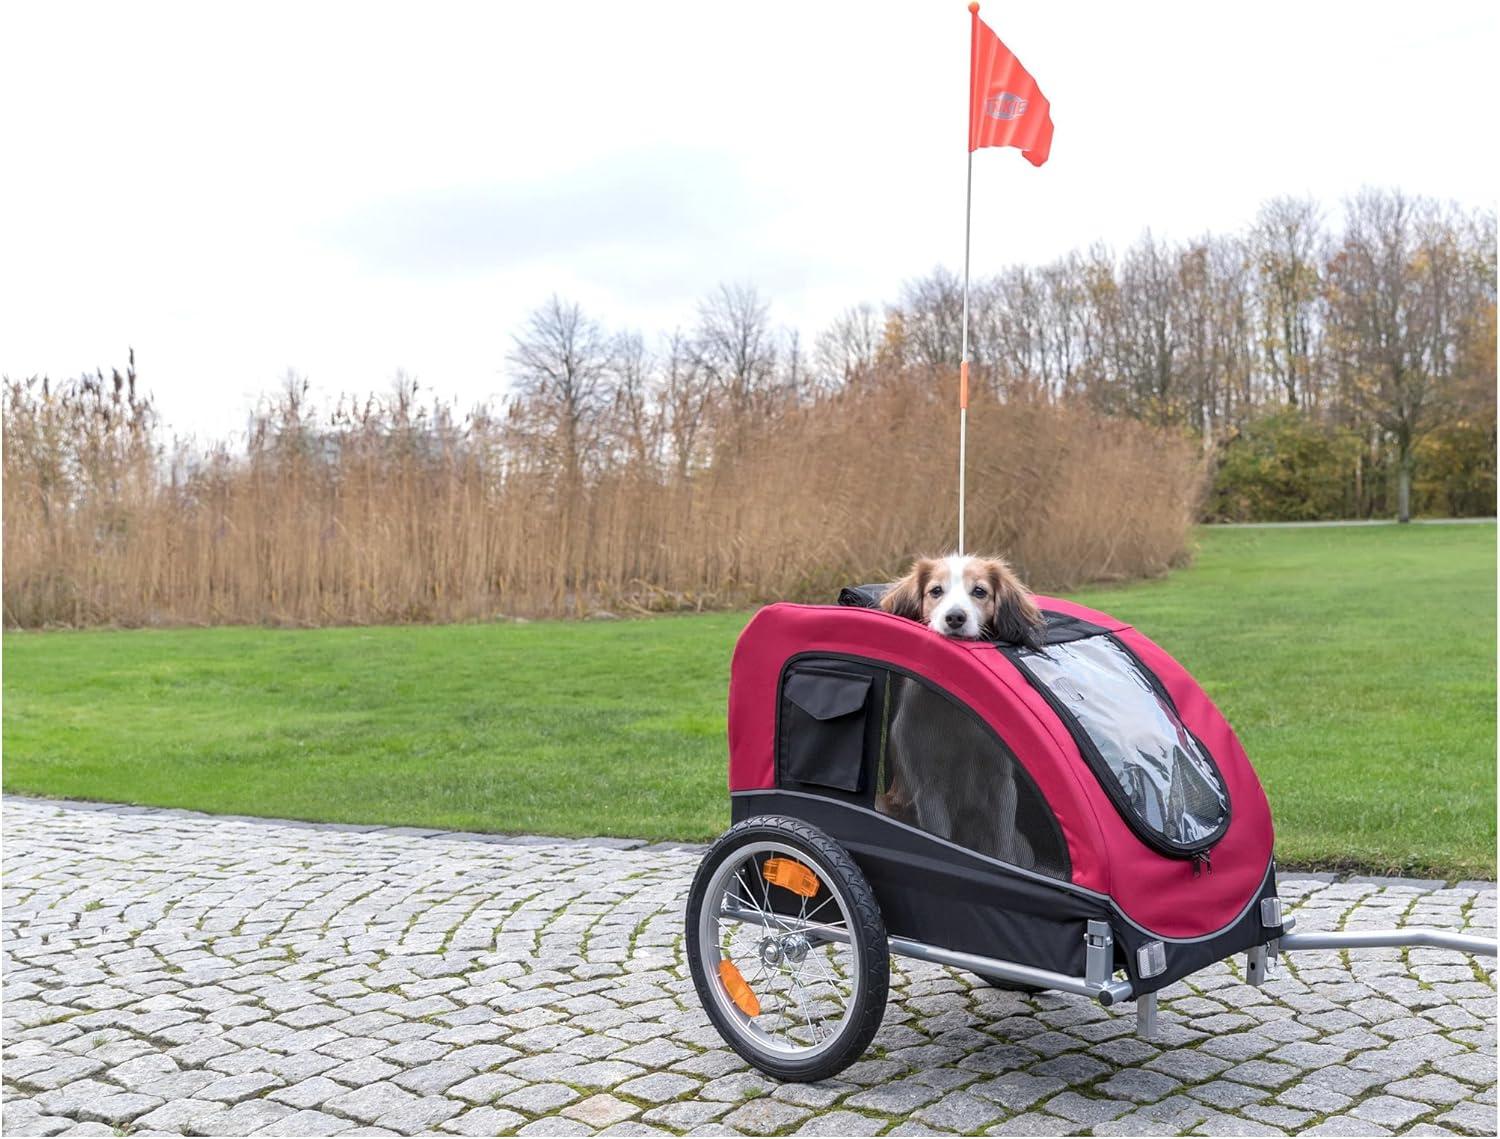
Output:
[968,3,1053,166]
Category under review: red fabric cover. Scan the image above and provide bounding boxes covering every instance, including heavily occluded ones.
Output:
[726,600,1276,939]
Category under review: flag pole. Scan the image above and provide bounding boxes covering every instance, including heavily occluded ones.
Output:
[959,150,972,555]
[959,2,978,555]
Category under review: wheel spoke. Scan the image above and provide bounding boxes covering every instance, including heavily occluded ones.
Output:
[804,893,837,922]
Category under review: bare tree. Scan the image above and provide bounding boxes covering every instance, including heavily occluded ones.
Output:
[507,295,614,489]
[693,283,777,454]
[898,267,964,369]
[1173,239,1217,439]
[608,331,660,470]
[984,266,1052,399]
[662,329,711,479]
[1040,254,1091,403]
[814,303,881,390]
[1252,197,1325,408]
[1075,243,1127,415]
[1117,233,1181,425]
[1326,190,1451,521]
[1206,235,1257,435]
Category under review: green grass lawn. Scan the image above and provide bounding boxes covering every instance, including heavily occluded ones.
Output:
[4,524,1494,877]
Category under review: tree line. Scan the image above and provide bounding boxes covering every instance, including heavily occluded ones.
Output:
[3,186,1492,628]
[510,187,1495,522]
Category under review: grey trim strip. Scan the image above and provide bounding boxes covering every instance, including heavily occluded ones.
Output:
[731,788,1275,946]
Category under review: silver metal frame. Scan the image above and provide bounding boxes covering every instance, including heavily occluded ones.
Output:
[1278,928,1497,956]
[722,900,1496,1040]
[891,930,1135,1006]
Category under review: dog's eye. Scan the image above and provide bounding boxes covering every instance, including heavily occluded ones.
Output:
[971,586,987,599]
[928,585,943,598]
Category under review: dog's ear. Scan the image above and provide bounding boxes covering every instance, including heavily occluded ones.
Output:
[984,559,1045,650]
[880,559,932,622]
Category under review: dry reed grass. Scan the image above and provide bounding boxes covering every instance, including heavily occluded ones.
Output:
[2,362,1203,628]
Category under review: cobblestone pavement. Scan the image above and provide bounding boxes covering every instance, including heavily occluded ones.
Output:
[3,797,1494,1138]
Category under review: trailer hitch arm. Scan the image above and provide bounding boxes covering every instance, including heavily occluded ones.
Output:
[1279,927,1497,957]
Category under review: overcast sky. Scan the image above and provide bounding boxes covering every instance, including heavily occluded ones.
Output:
[2,0,1495,440]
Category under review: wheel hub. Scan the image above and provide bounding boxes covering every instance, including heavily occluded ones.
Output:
[758,933,812,967]
[781,933,811,964]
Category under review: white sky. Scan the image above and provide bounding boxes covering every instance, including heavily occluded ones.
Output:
[2,0,1496,441]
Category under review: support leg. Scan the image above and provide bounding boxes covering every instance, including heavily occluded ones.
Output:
[1136,992,1157,1036]
[1246,944,1270,987]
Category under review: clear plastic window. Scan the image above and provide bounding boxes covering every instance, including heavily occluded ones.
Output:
[1020,637,1228,850]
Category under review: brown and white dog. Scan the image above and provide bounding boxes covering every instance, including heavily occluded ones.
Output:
[876,554,1047,864]
[880,553,1044,649]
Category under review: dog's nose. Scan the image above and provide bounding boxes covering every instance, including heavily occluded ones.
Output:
[944,609,966,630]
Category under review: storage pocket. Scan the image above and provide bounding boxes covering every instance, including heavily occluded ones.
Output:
[778,666,873,792]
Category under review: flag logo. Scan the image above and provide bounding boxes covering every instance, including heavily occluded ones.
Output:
[984,92,1028,120]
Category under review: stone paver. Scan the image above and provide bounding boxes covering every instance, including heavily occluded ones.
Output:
[2,797,1494,1138]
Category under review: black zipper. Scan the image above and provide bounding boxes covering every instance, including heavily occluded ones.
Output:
[999,636,1231,861]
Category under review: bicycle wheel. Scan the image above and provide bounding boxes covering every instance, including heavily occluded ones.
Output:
[685,815,889,1082]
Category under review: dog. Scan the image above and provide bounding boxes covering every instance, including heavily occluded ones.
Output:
[875,554,1047,866]
[877,676,1042,866]
[879,553,1044,648]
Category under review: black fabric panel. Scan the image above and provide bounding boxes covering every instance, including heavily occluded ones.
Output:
[1111,861,1283,996]
[733,792,1105,976]
[838,583,892,608]
[1036,611,1111,645]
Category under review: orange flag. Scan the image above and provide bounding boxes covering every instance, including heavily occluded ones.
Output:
[968,3,1053,166]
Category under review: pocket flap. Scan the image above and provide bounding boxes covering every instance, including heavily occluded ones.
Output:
[785,670,871,721]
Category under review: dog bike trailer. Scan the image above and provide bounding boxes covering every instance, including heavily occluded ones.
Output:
[683,596,1497,1082]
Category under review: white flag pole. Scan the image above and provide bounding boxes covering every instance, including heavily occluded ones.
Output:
[958,149,973,556]
[958,4,977,556]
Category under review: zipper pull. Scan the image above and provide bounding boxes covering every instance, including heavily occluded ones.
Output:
[1192,851,1213,877]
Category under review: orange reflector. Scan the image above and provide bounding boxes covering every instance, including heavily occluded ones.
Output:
[763,857,820,898]
[718,959,760,1017]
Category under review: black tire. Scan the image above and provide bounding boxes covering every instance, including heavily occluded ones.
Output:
[685,815,889,1083]
[977,974,1047,994]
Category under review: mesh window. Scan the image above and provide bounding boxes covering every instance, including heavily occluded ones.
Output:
[1018,636,1228,851]
[876,675,1070,879]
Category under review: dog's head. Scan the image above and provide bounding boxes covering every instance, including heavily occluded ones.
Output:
[880,553,1044,648]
